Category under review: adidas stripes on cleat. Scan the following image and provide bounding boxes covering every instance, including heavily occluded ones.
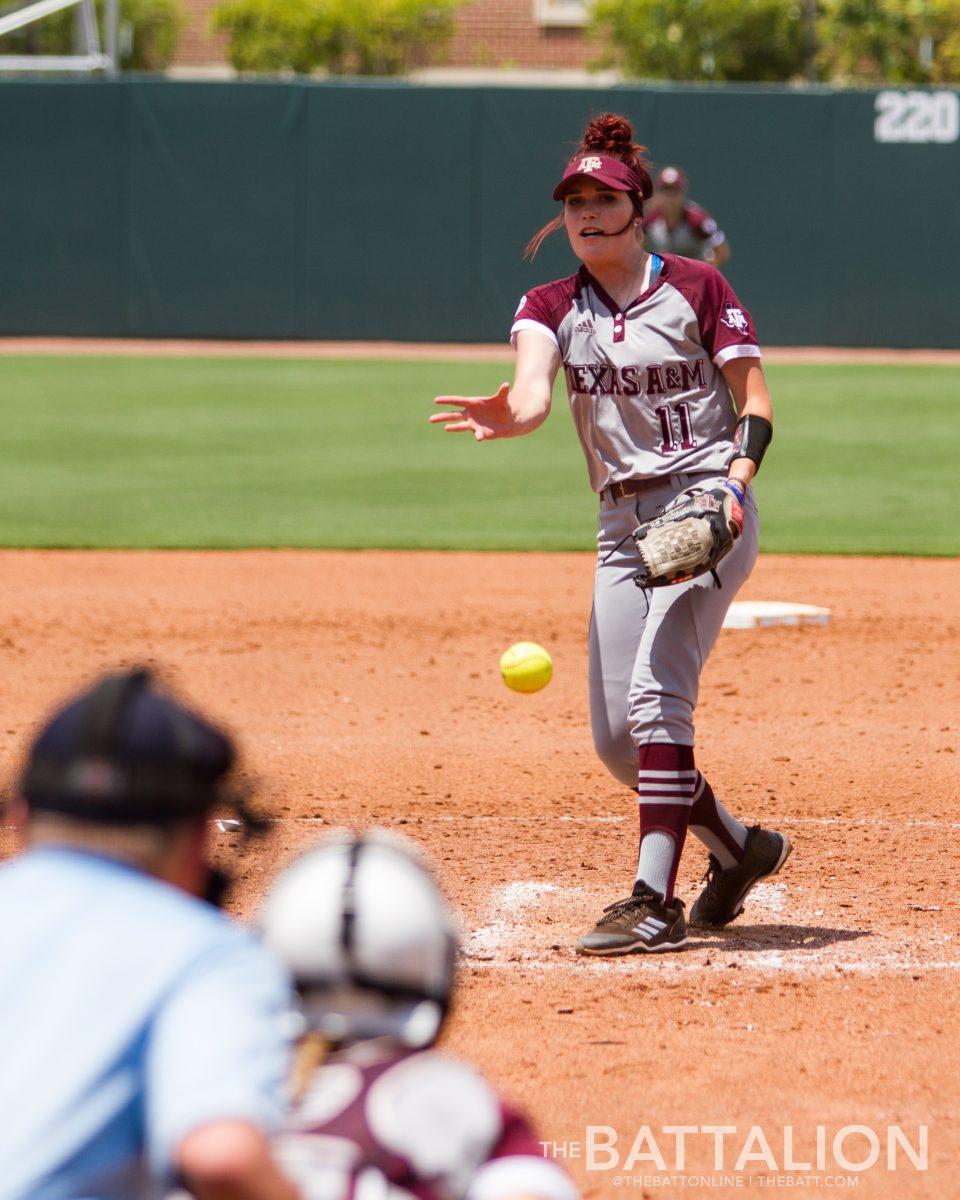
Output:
[575,881,688,956]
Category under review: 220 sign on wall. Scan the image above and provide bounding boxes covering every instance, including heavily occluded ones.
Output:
[874,91,959,143]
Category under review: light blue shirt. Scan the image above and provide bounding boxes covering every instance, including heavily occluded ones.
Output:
[0,846,293,1200]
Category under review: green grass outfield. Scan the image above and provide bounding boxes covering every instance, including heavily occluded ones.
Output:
[1,355,956,554]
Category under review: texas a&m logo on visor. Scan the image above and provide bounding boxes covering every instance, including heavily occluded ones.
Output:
[578,156,603,173]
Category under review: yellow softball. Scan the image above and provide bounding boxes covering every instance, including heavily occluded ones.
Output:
[499,642,553,694]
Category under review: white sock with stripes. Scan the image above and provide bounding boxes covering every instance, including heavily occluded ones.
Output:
[688,772,749,869]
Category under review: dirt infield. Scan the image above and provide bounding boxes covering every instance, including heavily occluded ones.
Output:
[1,550,957,1196]
[1,336,959,365]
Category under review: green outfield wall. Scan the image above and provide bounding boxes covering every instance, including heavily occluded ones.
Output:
[0,79,957,346]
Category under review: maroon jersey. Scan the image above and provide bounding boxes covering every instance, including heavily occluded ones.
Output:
[642,201,725,261]
[275,1044,576,1200]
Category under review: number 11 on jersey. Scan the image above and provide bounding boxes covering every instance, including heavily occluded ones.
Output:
[656,402,696,452]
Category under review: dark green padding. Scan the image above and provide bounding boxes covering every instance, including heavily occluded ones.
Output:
[0,79,957,347]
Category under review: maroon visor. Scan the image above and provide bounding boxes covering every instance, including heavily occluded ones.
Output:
[553,153,652,202]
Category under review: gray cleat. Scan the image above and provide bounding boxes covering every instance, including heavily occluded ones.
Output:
[576,881,688,956]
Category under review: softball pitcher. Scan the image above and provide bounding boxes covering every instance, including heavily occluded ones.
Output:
[431,113,791,955]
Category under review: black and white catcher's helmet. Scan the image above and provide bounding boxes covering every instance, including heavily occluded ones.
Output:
[259,830,459,1049]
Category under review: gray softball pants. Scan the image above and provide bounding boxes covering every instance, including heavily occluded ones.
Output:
[588,472,760,787]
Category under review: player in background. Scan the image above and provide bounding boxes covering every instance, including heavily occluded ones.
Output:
[259,829,579,1200]
[430,113,790,954]
[642,166,730,267]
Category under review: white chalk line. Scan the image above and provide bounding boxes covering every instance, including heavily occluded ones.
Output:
[8,815,956,834]
[7,817,949,978]
[249,815,960,830]
[4,815,959,838]
[467,957,960,976]
[463,879,960,978]
[243,819,960,979]
[469,881,569,957]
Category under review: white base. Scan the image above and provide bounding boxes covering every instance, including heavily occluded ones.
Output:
[723,600,831,630]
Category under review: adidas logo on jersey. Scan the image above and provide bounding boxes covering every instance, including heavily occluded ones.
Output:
[574,319,595,334]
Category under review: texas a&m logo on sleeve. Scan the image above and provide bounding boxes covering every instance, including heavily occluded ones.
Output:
[721,305,749,334]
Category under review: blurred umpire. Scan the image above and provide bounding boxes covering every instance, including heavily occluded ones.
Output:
[0,668,299,1200]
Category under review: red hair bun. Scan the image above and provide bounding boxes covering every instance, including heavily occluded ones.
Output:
[579,112,653,200]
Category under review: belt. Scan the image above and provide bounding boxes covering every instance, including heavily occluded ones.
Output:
[600,476,666,504]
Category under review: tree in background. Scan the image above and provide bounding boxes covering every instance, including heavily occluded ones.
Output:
[211,0,322,73]
[590,0,960,84]
[590,0,807,81]
[120,0,182,67]
[213,0,463,75]
[0,0,181,69]
[817,0,960,83]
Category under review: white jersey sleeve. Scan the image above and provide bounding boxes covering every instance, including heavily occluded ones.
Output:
[509,278,579,351]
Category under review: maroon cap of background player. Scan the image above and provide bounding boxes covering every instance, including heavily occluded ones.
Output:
[656,165,687,190]
[553,153,652,202]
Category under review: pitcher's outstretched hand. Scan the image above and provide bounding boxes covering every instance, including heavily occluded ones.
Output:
[429,383,515,441]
